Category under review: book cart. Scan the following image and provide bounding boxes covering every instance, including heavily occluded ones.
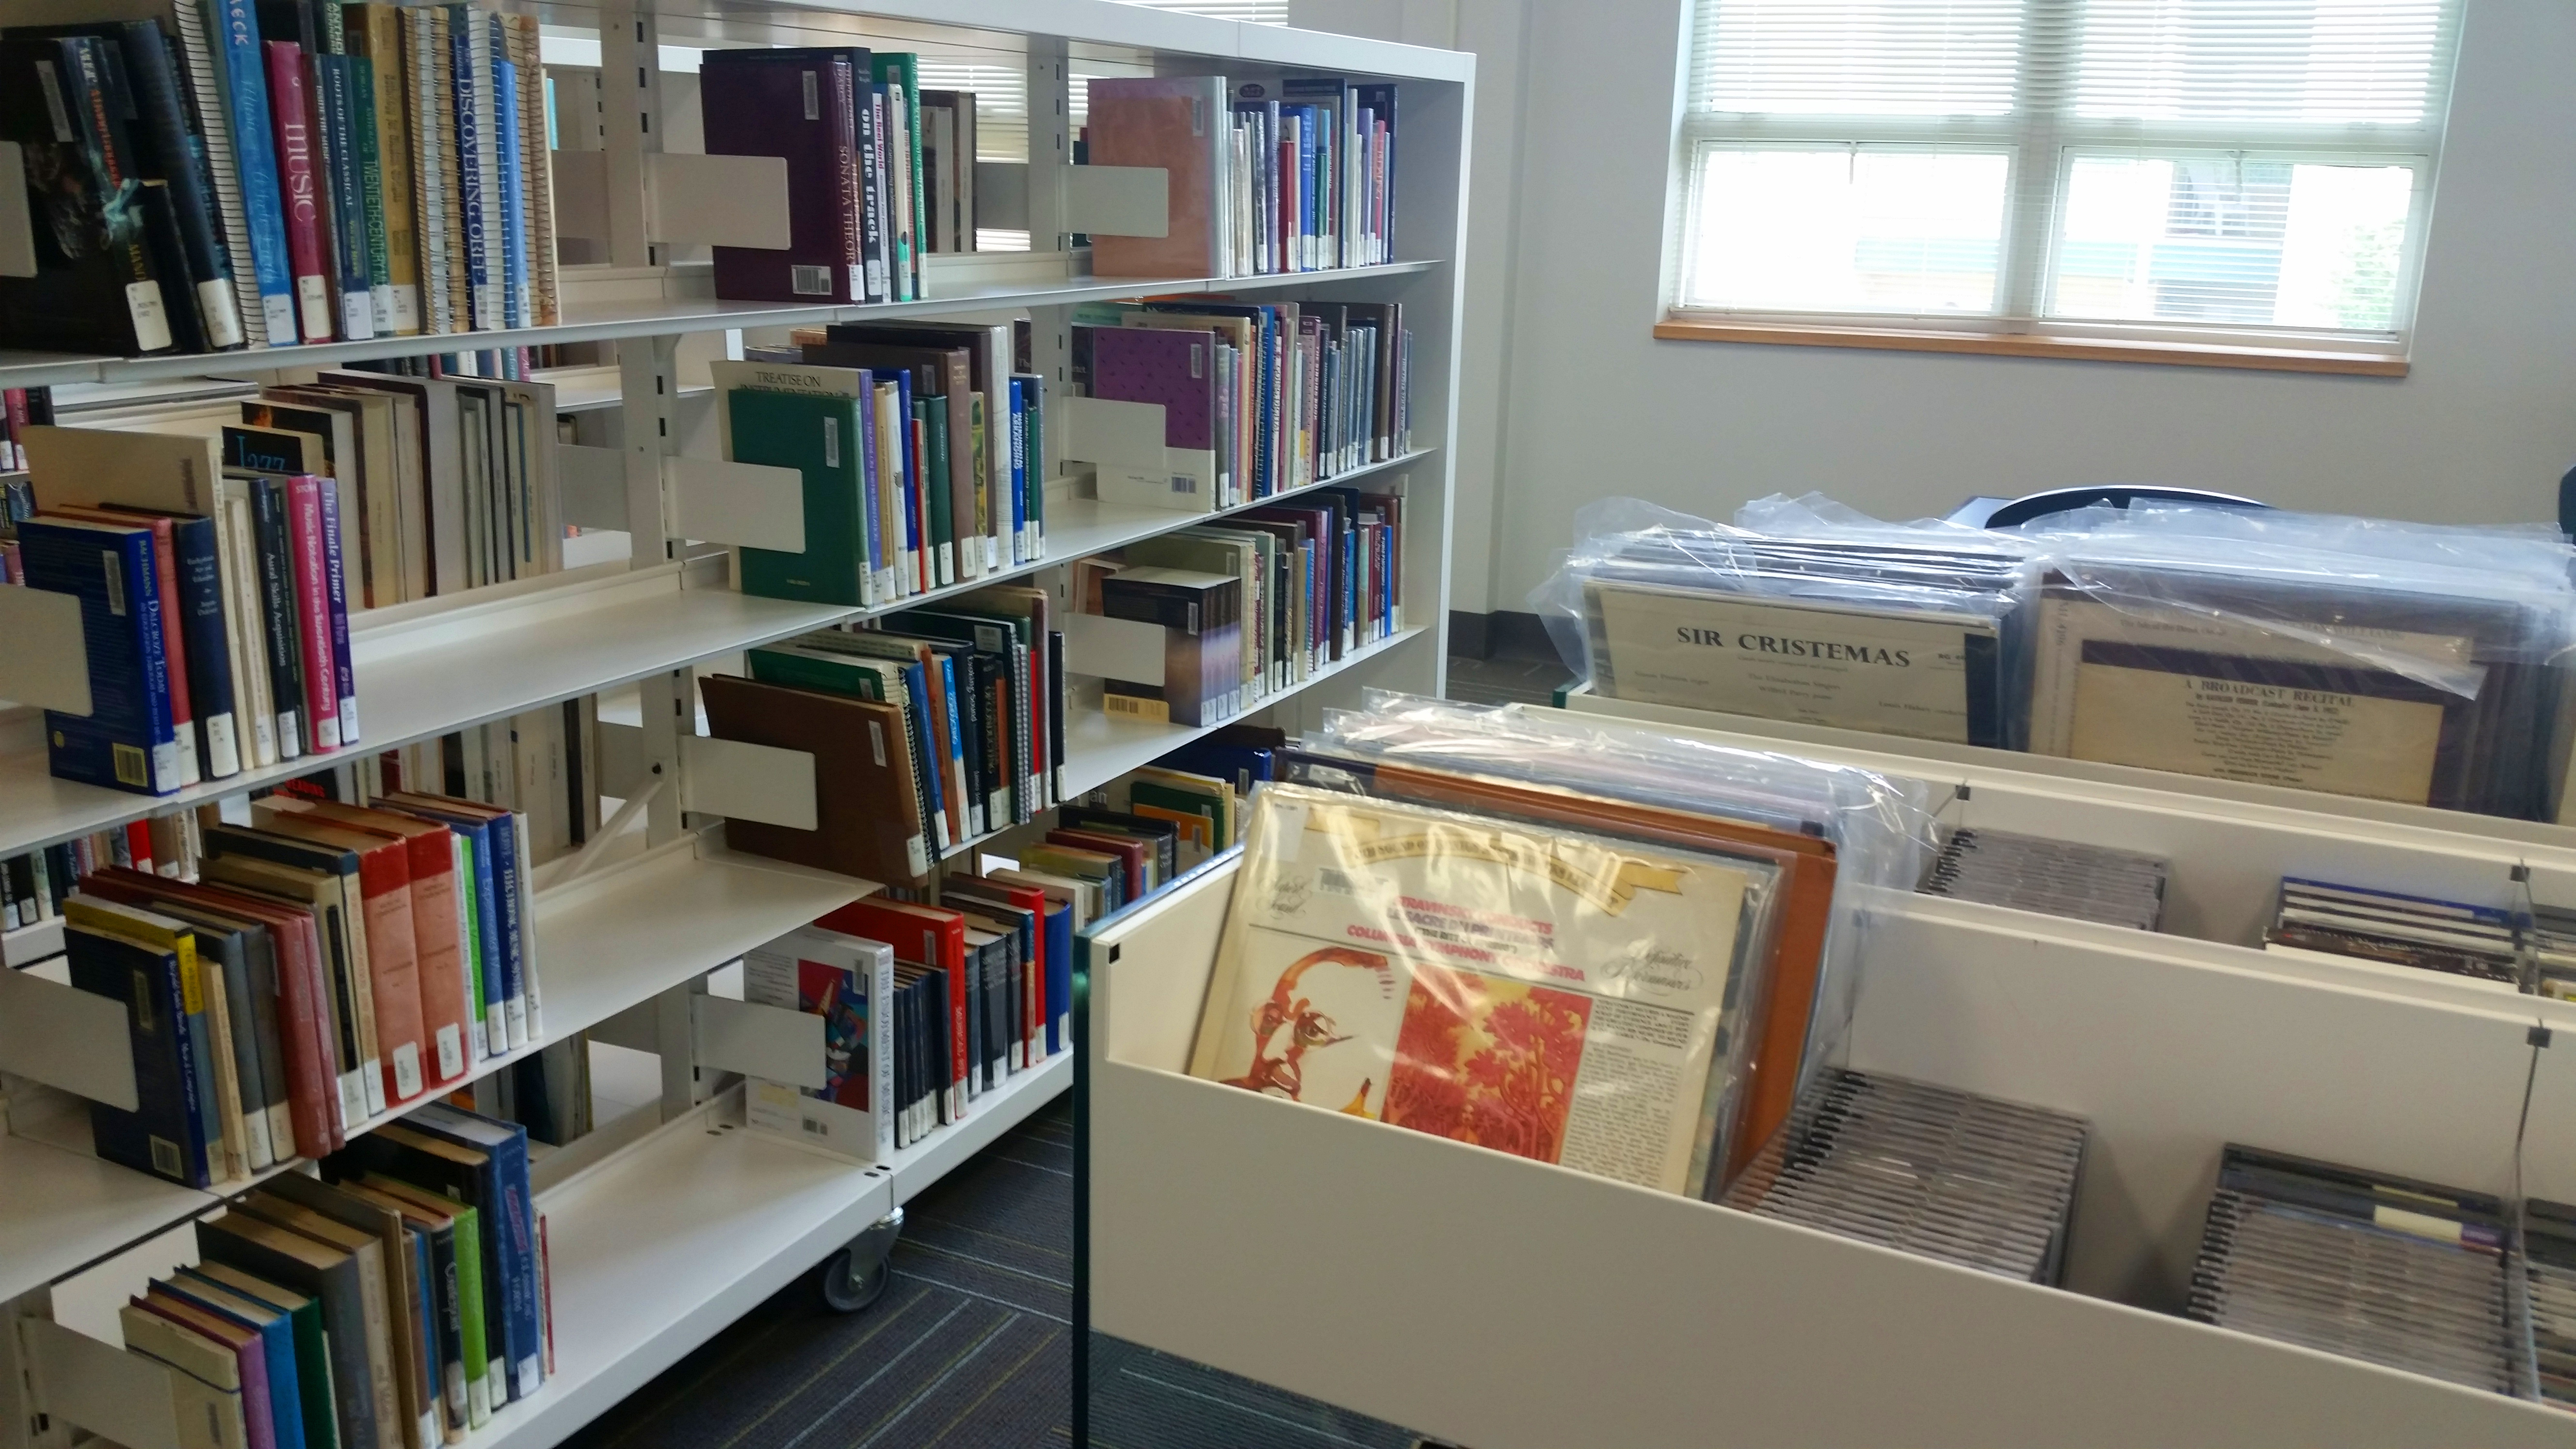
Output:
[0,3,1472,1445]
[1073,697,2576,1447]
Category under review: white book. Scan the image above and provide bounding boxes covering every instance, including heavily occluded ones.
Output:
[744,928,898,1164]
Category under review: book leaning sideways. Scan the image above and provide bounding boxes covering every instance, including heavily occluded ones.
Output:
[1187,783,1774,1198]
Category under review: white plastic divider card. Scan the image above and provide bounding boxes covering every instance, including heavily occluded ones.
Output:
[0,964,138,1110]
[0,140,32,278]
[0,586,92,714]
[550,150,795,249]
[1078,859,2576,1449]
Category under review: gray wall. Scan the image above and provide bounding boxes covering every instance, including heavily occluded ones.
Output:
[1431,0,2576,612]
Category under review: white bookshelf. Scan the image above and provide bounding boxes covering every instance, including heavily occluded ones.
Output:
[0,0,1470,1443]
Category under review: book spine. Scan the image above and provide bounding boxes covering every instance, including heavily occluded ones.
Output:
[1007,377,1027,564]
[140,520,202,788]
[449,15,488,329]
[468,18,503,330]
[264,42,336,341]
[170,515,242,781]
[285,477,342,751]
[173,0,274,347]
[316,55,376,340]
[827,61,866,304]
[317,477,360,742]
[406,9,451,335]
[504,16,556,326]
[247,478,306,757]
[344,47,397,335]
[60,40,178,353]
[363,6,421,334]
[119,20,245,349]
[494,54,528,328]
[853,68,886,303]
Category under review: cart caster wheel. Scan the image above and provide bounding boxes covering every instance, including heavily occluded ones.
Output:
[818,1208,904,1313]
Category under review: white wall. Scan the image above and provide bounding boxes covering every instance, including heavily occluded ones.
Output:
[1453,0,2576,613]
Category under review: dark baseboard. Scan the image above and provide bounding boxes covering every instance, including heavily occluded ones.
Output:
[1447,609,1558,663]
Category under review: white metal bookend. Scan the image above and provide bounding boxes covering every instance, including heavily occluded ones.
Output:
[693,995,825,1089]
[1063,166,1171,239]
[666,457,807,553]
[16,1318,181,1449]
[548,151,793,251]
[0,589,92,715]
[0,966,138,1110]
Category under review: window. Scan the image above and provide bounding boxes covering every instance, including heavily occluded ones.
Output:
[1665,0,2460,357]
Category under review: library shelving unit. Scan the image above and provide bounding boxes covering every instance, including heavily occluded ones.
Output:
[0,2,1472,1446]
[1075,694,2576,1447]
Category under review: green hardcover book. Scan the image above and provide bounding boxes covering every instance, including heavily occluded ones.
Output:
[458,835,486,1040]
[918,400,952,584]
[346,51,395,335]
[729,388,870,607]
[1014,370,1044,542]
[184,1261,342,1449]
[871,53,924,301]
[746,643,890,700]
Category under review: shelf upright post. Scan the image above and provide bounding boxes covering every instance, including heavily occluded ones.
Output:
[594,0,661,273]
[1027,35,1073,256]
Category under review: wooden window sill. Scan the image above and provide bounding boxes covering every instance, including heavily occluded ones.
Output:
[1653,320,2409,377]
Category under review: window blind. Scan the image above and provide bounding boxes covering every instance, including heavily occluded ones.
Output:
[1671,0,2461,344]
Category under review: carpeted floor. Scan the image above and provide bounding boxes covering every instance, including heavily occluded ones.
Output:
[558,1098,1425,1449]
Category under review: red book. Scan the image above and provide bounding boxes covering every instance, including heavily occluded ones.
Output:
[263,41,334,343]
[817,897,969,1121]
[1049,828,1148,899]
[943,874,1050,1067]
[82,868,343,1156]
[284,475,340,752]
[125,820,155,876]
[3,388,27,470]
[268,801,473,1086]
[252,813,429,1106]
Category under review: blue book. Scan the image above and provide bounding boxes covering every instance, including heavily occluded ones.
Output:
[888,369,920,586]
[933,651,973,834]
[1008,377,1029,563]
[314,56,374,339]
[895,661,947,842]
[65,911,208,1186]
[405,1104,544,1403]
[17,517,180,795]
[1042,898,1072,1054]
[1293,106,1319,270]
[103,507,241,779]
[161,1272,310,1449]
[213,0,299,345]
[494,54,528,329]
[853,367,882,599]
[314,481,358,745]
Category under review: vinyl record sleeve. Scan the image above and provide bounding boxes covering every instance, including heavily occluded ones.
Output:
[1190,784,1770,1197]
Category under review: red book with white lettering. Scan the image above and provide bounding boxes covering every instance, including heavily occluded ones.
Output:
[263,41,335,342]
[267,800,475,1090]
[284,475,340,752]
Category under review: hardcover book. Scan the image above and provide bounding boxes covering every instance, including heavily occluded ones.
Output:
[1085,76,1229,278]
[700,49,865,304]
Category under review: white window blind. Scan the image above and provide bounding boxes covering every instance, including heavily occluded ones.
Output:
[1669,0,2461,348]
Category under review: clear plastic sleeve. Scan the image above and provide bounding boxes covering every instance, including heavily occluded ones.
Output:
[1531,495,2043,749]
[2003,502,2576,819]
[1288,691,1941,1194]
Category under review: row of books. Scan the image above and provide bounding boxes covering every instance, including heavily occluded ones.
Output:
[1073,299,1413,511]
[377,706,603,873]
[1080,480,1407,725]
[0,385,53,472]
[0,0,559,359]
[739,327,1048,596]
[743,884,1077,1159]
[741,748,1255,1159]
[128,1099,548,1449]
[718,591,1065,886]
[1,813,210,935]
[1555,496,2576,822]
[702,48,976,306]
[10,473,361,797]
[1085,75,1400,279]
[63,788,539,1188]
